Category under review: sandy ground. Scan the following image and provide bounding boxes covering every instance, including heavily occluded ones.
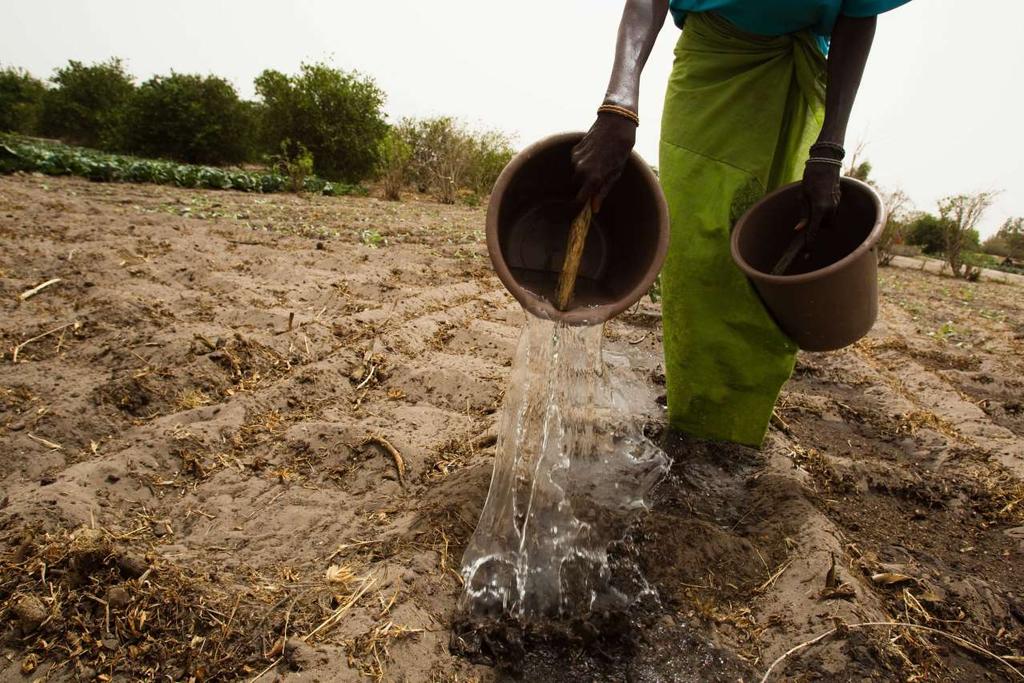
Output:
[0,174,1021,682]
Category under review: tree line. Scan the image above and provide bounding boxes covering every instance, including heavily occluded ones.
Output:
[847,156,1022,280]
[0,59,514,202]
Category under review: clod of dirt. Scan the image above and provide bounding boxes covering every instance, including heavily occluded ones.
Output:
[96,376,155,416]
[105,585,130,609]
[61,528,141,588]
[114,551,149,578]
[12,595,48,632]
[67,527,112,583]
[151,519,172,537]
[448,617,527,667]
[284,637,316,671]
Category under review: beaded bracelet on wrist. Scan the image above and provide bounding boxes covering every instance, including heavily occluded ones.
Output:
[809,141,846,160]
[805,156,844,168]
[597,104,640,126]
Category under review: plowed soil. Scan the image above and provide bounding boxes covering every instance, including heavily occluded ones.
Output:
[1,174,1021,682]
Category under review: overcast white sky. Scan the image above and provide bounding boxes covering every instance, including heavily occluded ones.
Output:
[4,0,1022,236]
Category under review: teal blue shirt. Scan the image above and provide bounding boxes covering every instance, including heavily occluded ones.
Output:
[668,0,912,52]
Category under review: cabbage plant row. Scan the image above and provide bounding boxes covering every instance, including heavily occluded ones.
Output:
[0,135,366,197]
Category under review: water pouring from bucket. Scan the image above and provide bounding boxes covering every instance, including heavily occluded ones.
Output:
[453,134,671,640]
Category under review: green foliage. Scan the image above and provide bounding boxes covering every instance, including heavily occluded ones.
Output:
[847,160,872,183]
[391,117,514,203]
[0,66,46,134]
[648,273,662,303]
[938,192,995,279]
[876,188,912,266]
[934,321,957,340]
[40,58,135,149]
[359,229,386,248]
[0,134,366,196]
[905,213,951,255]
[268,139,314,193]
[959,252,993,281]
[123,73,253,165]
[982,216,1024,261]
[904,213,981,257]
[376,129,413,201]
[255,63,387,182]
[965,228,981,250]
[982,234,1013,259]
[465,128,515,195]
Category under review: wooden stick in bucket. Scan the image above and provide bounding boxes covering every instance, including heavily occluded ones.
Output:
[771,219,810,276]
[555,202,594,311]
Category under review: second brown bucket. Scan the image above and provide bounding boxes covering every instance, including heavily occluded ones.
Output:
[730,177,886,352]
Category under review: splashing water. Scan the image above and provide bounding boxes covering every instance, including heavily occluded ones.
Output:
[457,315,670,625]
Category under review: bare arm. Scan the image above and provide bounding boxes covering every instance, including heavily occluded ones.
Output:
[819,14,877,146]
[604,0,671,112]
[803,14,877,234]
[573,0,669,210]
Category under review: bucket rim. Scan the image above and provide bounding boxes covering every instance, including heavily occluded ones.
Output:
[730,176,887,285]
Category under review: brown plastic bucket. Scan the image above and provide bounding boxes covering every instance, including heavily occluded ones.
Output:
[486,132,669,326]
[730,177,886,352]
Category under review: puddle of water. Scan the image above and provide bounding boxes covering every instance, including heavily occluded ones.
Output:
[457,314,670,625]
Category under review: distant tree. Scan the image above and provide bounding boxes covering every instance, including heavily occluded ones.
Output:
[40,58,135,149]
[835,145,903,265]
[0,66,46,134]
[847,160,872,183]
[938,192,996,279]
[905,213,951,255]
[122,72,253,165]
[393,117,514,203]
[255,63,387,182]
[412,117,471,203]
[465,128,515,194]
[877,187,912,265]
[843,141,872,182]
[376,127,413,201]
[982,216,1024,260]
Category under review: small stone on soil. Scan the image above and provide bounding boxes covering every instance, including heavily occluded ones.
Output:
[106,586,130,609]
[116,552,149,578]
[13,595,47,631]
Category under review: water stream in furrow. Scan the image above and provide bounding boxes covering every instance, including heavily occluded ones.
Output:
[458,315,669,625]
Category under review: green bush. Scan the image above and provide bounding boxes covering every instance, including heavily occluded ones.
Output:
[376,129,412,201]
[465,128,515,195]
[392,117,514,203]
[904,213,981,255]
[255,63,387,183]
[982,217,1024,261]
[876,188,912,266]
[0,66,46,134]
[268,139,314,193]
[123,73,254,165]
[0,134,367,197]
[40,58,135,149]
